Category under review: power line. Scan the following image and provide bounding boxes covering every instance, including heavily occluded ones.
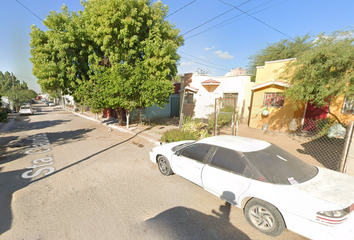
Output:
[166,0,198,18]
[218,0,294,40]
[15,0,44,22]
[180,51,226,68]
[180,56,230,73]
[182,0,251,36]
[185,0,281,39]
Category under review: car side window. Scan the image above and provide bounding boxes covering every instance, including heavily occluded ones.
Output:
[180,144,213,163]
[210,147,248,175]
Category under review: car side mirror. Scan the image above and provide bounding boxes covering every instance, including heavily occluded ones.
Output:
[175,150,181,156]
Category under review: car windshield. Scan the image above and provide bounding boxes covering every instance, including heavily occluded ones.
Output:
[171,141,196,152]
[243,144,318,185]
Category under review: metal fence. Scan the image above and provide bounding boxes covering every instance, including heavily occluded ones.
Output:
[213,98,237,136]
[218,118,347,171]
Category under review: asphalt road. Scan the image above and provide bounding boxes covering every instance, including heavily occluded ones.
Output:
[0,103,307,240]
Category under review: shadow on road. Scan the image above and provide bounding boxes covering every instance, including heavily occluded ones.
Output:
[0,167,31,235]
[145,190,250,240]
[12,119,72,132]
[30,127,152,184]
[145,205,250,240]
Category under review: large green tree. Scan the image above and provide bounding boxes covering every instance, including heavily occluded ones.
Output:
[283,30,354,113]
[247,34,313,80]
[83,0,183,127]
[30,0,183,127]
[30,5,94,96]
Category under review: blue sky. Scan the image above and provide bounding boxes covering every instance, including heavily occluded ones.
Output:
[0,0,353,93]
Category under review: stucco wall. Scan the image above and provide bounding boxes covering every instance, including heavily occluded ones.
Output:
[183,74,254,120]
[328,95,354,125]
[255,58,295,84]
[250,58,302,132]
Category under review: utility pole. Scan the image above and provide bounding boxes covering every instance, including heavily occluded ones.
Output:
[12,72,16,112]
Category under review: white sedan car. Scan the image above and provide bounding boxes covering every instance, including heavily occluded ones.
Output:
[149,135,354,240]
[19,105,34,115]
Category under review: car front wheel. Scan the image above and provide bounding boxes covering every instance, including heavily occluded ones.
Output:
[157,155,173,176]
[244,198,285,237]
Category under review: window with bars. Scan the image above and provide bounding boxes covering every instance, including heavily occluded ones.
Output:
[342,95,354,114]
[263,92,285,108]
[185,93,194,103]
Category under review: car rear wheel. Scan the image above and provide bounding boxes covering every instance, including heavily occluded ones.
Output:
[157,156,173,176]
[244,199,285,237]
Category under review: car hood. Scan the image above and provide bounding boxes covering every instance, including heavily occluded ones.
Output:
[291,167,354,207]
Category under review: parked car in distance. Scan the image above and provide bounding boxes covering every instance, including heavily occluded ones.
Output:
[149,135,354,240]
[47,101,55,106]
[19,105,34,115]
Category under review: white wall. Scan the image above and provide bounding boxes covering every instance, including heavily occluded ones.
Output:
[188,75,254,119]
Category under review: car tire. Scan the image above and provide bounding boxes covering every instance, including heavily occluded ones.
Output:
[244,198,285,237]
[157,155,173,176]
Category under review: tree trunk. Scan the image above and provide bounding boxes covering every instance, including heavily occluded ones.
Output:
[126,110,130,129]
[115,107,124,126]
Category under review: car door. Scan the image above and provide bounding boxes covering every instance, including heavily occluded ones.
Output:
[171,144,213,186]
[202,147,252,206]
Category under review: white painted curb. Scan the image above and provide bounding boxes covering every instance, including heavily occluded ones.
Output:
[63,108,159,144]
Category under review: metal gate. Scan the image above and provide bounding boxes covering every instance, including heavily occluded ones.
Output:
[170,97,180,117]
[214,98,237,136]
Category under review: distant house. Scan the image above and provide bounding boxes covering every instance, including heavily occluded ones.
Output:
[1,96,9,108]
[249,58,354,132]
[180,69,254,122]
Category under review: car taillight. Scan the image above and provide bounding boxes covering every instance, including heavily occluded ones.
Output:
[316,204,354,225]
[349,203,354,213]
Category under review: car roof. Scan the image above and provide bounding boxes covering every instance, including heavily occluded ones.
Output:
[197,135,270,152]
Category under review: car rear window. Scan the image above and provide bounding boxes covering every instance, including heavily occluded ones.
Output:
[171,142,195,152]
[243,144,318,185]
[21,106,30,109]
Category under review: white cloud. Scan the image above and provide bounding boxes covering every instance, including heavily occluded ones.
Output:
[214,50,234,60]
[199,56,206,59]
[204,46,215,51]
[179,61,194,66]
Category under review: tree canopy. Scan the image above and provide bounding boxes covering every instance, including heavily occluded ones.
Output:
[248,29,354,122]
[283,30,354,110]
[0,71,37,109]
[30,0,184,127]
[247,34,313,80]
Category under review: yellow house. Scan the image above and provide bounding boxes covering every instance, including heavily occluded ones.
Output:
[249,58,354,132]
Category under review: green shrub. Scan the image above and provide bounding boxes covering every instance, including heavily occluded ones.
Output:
[182,120,210,139]
[208,106,236,132]
[0,108,8,122]
[316,118,339,137]
[161,117,211,142]
[161,129,199,142]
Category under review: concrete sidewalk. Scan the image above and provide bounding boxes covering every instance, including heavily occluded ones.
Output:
[63,107,179,145]
[0,113,19,137]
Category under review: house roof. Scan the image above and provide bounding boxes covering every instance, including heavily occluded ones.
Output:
[252,80,290,90]
[201,78,221,85]
[180,85,199,93]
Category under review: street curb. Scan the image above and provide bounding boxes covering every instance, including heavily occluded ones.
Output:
[0,115,19,137]
[63,107,160,145]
